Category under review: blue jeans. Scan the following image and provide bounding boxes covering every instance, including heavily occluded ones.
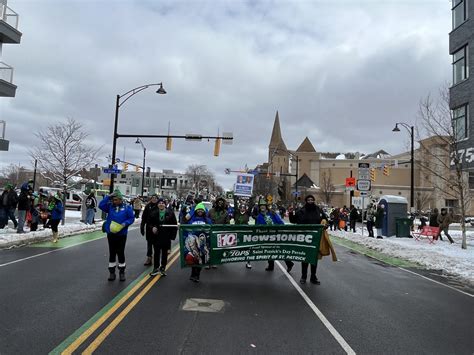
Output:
[17,210,27,232]
[6,208,17,227]
[86,208,95,224]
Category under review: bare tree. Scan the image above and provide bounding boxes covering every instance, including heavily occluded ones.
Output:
[320,170,335,205]
[418,87,470,249]
[30,118,101,223]
[0,164,32,187]
[415,190,433,212]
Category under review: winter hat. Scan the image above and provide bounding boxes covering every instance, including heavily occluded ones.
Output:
[195,202,206,212]
[110,190,123,199]
[258,197,268,206]
[157,197,165,203]
[53,193,62,201]
[305,195,315,202]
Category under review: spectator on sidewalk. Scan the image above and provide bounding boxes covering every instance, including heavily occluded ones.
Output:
[50,194,64,242]
[17,183,33,234]
[133,197,143,219]
[85,191,97,225]
[1,184,18,229]
[437,208,454,244]
[374,204,385,239]
[349,205,359,233]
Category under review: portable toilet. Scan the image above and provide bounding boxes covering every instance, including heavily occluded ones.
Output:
[378,195,408,237]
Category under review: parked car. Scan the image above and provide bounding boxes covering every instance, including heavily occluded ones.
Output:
[65,191,83,210]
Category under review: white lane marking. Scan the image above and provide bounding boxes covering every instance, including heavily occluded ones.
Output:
[275,261,356,355]
[0,226,139,268]
[398,267,474,298]
[335,241,474,298]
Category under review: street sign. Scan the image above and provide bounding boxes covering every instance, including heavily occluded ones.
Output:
[224,168,231,175]
[358,173,370,180]
[345,177,356,187]
[358,162,370,169]
[359,191,369,196]
[103,168,122,174]
[357,179,371,191]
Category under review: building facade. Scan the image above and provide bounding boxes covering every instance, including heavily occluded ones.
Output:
[257,113,474,215]
[449,0,473,172]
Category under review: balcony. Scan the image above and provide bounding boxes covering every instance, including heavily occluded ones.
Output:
[0,4,21,44]
[0,61,16,97]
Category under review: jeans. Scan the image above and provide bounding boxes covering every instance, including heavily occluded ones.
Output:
[17,210,27,232]
[86,208,95,224]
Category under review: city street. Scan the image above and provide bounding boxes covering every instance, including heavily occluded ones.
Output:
[0,228,472,354]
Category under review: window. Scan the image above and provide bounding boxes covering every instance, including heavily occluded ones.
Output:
[121,174,126,179]
[469,172,474,190]
[452,0,467,29]
[445,199,459,208]
[453,45,469,84]
[452,104,469,141]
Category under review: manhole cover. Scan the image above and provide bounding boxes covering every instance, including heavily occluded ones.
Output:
[181,298,225,313]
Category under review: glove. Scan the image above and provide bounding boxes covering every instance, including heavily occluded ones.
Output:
[140,227,145,236]
[152,226,158,234]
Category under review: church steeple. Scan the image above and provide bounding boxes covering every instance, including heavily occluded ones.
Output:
[269,111,287,152]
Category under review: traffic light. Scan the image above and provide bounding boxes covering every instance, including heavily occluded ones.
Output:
[383,165,390,176]
[213,138,221,157]
[166,137,172,151]
[123,163,128,172]
[370,168,376,182]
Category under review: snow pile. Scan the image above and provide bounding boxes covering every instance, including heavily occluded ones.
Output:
[330,227,474,285]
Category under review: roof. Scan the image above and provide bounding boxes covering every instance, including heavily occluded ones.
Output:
[296,137,316,153]
[362,149,391,159]
[293,173,315,188]
[268,111,287,151]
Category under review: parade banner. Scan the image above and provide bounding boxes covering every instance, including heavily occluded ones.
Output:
[180,224,323,267]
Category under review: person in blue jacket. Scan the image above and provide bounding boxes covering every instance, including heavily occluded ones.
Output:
[99,190,135,281]
[50,194,64,243]
[187,202,212,282]
[255,197,294,272]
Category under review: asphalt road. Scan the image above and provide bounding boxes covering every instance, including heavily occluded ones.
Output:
[0,227,473,354]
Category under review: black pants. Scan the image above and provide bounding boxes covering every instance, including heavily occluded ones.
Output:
[152,240,168,269]
[301,262,317,278]
[438,228,454,243]
[51,219,61,233]
[107,233,127,266]
[191,267,201,278]
[146,239,153,257]
[367,221,374,237]
[134,209,141,218]
[267,260,293,270]
[350,220,356,233]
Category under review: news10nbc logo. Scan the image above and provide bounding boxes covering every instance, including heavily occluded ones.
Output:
[217,233,238,247]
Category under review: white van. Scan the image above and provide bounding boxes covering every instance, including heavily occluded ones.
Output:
[65,191,83,210]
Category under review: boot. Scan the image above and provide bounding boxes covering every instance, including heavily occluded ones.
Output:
[52,232,58,243]
[119,267,126,281]
[108,267,116,281]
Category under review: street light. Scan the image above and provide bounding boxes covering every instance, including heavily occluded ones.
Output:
[110,83,166,193]
[392,122,415,210]
[135,138,146,197]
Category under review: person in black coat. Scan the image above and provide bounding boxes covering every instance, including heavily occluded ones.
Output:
[349,205,359,233]
[1,184,18,229]
[141,196,178,276]
[429,208,439,227]
[289,195,327,285]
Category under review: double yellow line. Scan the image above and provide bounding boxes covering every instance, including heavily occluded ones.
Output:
[61,248,180,354]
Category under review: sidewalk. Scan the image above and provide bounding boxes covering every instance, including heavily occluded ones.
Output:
[330,226,474,286]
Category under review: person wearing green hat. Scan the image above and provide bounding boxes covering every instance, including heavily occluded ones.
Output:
[99,190,135,281]
[49,194,64,242]
[255,197,294,273]
[186,202,212,282]
[0,184,18,229]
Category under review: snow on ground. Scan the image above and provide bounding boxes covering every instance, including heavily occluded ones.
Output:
[330,226,474,285]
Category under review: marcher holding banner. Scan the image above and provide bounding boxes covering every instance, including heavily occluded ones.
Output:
[187,203,212,282]
[255,197,294,272]
[289,195,327,284]
[140,196,178,277]
[207,197,230,270]
[233,203,253,269]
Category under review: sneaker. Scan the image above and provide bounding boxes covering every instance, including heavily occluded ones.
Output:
[310,276,321,285]
[190,276,199,283]
[246,262,252,269]
[286,261,294,273]
[159,267,167,276]
[150,268,160,277]
[376,236,383,239]
[144,257,152,266]
[300,277,306,284]
[205,265,211,270]
[211,265,217,269]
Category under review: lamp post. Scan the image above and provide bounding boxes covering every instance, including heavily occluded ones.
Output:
[135,138,146,197]
[392,123,414,210]
[110,83,166,193]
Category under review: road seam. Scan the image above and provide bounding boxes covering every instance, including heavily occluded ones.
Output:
[275,260,356,355]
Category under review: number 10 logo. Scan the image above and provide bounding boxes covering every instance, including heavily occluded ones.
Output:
[217,233,237,247]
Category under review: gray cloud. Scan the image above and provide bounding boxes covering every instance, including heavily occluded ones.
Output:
[1,0,451,189]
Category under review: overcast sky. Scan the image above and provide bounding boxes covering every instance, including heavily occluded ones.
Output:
[1,0,451,189]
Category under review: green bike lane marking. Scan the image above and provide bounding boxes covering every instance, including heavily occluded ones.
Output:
[30,230,105,248]
[330,235,421,268]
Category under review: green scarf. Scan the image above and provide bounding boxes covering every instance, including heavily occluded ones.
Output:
[159,210,166,222]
